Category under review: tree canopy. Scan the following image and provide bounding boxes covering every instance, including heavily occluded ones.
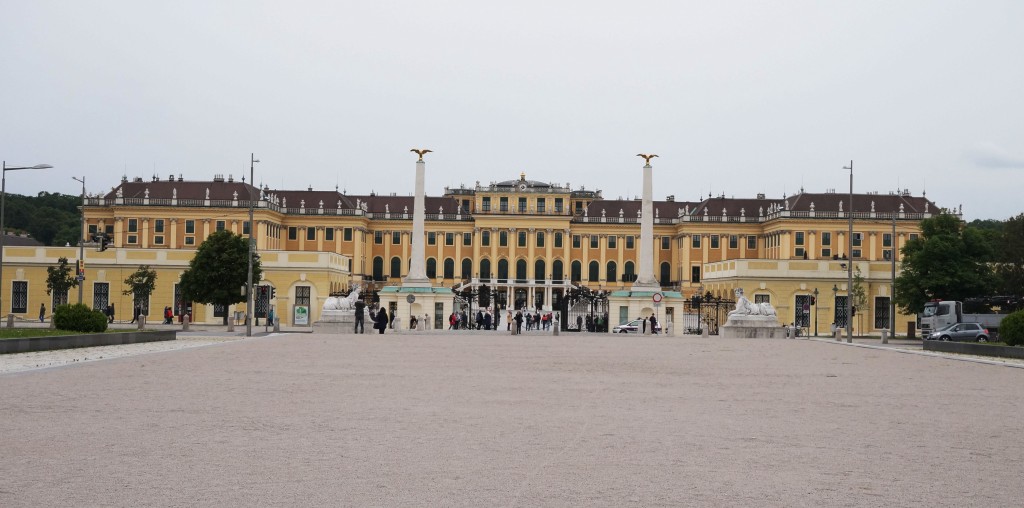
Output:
[178,231,261,320]
[123,265,158,311]
[46,257,79,305]
[4,192,81,246]
[894,214,996,314]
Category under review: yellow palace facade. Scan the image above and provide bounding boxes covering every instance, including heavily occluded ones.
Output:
[5,171,939,333]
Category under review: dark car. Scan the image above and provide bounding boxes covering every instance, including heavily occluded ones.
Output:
[926,322,990,342]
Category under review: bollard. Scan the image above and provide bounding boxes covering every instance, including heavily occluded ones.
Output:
[227,319,234,332]
[834,328,842,341]
[138,315,146,331]
[665,317,673,337]
[182,314,190,331]
[787,326,795,339]
[50,317,56,329]
[6,313,13,328]
[273,317,280,333]
[880,329,889,344]
[701,326,709,338]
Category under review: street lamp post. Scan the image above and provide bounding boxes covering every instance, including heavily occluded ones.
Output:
[1,162,53,317]
[843,160,854,343]
[813,287,819,336]
[832,284,839,339]
[72,176,86,304]
[246,153,259,337]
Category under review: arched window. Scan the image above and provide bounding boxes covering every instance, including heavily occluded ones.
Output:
[426,258,437,279]
[552,260,564,281]
[606,261,617,282]
[534,259,546,281]
[480,258,492,279]
[623,261,636,282]
[498,259,509,280]
[660,262,671,287]
[570,260,581,282]
[461,258,472,279]
[515,259,527,280]
[588,261,599,281]
[443,258,455,279]
[372,257,384,281]
[390,257,402,279]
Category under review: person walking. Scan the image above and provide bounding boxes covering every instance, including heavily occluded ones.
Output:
[107,303,115,323]
[507,310,513,331]
[376,307,388,334]
[39,303,45,323]
[514,310,523,335]
[354,300,366,333]
[130,304,141,324]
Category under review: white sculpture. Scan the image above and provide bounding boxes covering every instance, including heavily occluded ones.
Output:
[322,285,362,311]
[728,288,777,317]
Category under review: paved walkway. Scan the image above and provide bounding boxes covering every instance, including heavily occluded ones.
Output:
[2,333,1022,507]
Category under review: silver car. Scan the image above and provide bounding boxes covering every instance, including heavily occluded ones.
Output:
[927,322,990,342]
[613,319,662,334]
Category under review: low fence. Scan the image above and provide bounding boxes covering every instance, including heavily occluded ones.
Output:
[1,330,176,354]
[923,340,1024,360]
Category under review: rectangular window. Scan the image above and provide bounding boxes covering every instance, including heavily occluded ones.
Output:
[499,231,508,247]
[289,227,298,240]
[883,233,892,247]
[729,235,738,249]
[575,201,583,214]
[852,249,862,259]
[463,232,472,246]
[428,232,436,245]
[295,286,311,306]
[12,281,28,313]
[89,224,98,235]
[518,197,527,212]
[128,219,138,233]
[572,235,581,248]
[105,225,114,235]
[518,231,527,247]
[537,198,546,213]
[306,227,316,241]
[482,197,491,212]
[536,231,545,248]
[243,221,251,235]
[852,232,863,247]
[393,232,401,245]
[795,247,806,258]
[374,231,383,244]
[710,235,720,249]
[883,249,892,260]
[555,198,564,212]
[445,233,454,246]
[554,232,563,248]
[754,294,770,304]
[608,235,617,249]
[325,228,334,241]
[499,197,508,212]
[821,248,832,258]
[794,295,812,327]
[154,235,164,245]
[909,233,919,242]
[795,232,805,246]
[127,235,138,244]
[661,236,670,250]
[747,235,757,249]
[185,220,195,234]
[821,232,832,246]
[344,227,353,241]
[216,220,225,232]
[482,230,491,246]
[589,236,599,249]
[154,220,165,233]
[92,282,109,312]
[626,236,635,249]
[690,265,701,283]
[875,296,891,329]
[184,236,195,246]
[692,235,701,248]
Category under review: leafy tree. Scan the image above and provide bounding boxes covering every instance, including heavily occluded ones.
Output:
[123,265,158,314]
[994,214,1024,298]
[3,192,81,246]
[179,231,261,325]
[1000,310,1024,347]
[851,267,868,333]
[894,214,996,314]
[46,257,79,306]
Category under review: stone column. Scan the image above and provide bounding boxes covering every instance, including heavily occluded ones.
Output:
[403,157,431,287]
[632,161,661,291]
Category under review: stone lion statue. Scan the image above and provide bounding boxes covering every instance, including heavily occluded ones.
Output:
[323,284,362,311]
[728,288,777,317]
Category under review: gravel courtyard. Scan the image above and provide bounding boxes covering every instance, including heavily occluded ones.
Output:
[2,333,1022,507]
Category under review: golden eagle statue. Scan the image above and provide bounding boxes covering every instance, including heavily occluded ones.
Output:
[410,148,433,161]
[636,153,658,165]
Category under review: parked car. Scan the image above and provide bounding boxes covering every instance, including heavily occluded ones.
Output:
[926,322,990,342]
[613,319,662,334]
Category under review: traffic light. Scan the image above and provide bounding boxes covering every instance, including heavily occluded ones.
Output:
[270,287,276,299]
[810,296,816,305]
[95,233,111,251]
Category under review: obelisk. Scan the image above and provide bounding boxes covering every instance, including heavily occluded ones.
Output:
[631,154,661,292]
[403,149,432,287]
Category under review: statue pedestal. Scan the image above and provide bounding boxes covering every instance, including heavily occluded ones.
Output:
[719,315,786,338]
[313,310,358,334]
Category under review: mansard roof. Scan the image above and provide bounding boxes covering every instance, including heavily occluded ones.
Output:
[107,178,259,201]
[348,195,462,214]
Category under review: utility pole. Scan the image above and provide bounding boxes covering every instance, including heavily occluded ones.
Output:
[844,160,854,343]
[246,153,259,337]
[72,176,86,304]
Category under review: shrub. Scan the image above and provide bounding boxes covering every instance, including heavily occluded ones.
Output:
[1000,310,1024,347]
[53,303,109,333]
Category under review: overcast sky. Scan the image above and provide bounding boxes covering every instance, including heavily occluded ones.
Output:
[3,1,1022,221]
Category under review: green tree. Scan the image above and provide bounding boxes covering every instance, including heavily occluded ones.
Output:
[994,214,1024,299]
[851,267,868,333]
[894,213,996,314]
[123,265,158,315]
[178,231,261,325]
[1000,310,1024,347]
[46,257,80,307]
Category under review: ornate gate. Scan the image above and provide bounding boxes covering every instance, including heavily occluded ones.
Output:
[681,293,735,335]
[559,285,609,332]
